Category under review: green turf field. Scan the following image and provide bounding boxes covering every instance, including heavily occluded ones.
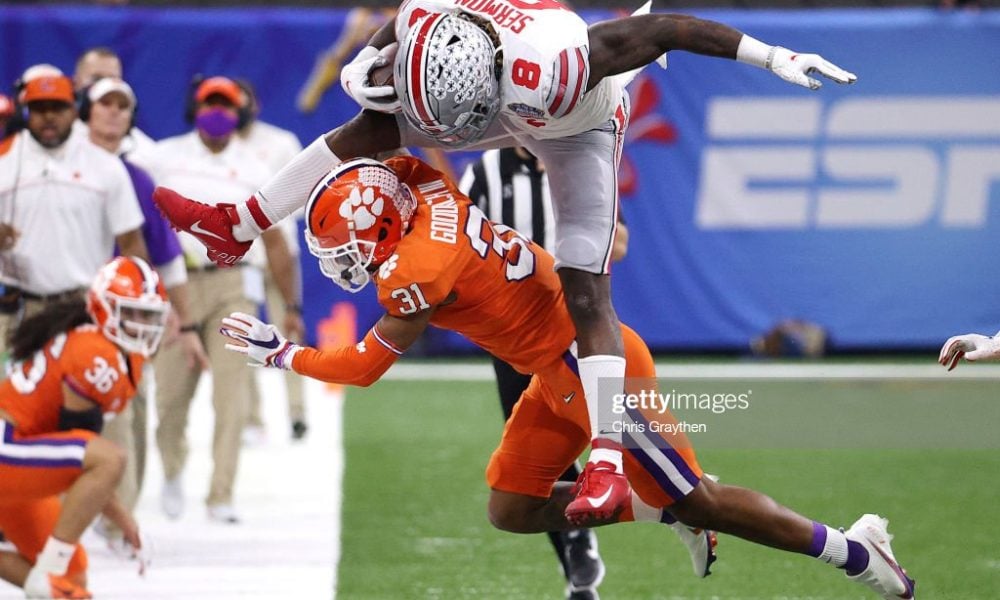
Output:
[337,375,1000,599]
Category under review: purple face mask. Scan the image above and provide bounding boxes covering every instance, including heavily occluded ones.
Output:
[195,107,238,138]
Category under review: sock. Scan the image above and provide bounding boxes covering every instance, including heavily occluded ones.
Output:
[626,491,661,522]
[807,522,869,575]
[578,355,625,467]
[35,536,75,576]
[233,136,341,241]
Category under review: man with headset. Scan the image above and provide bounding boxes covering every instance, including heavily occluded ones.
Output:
[72,46,156,156]
[0,65,148,351]
[132,76,303,524]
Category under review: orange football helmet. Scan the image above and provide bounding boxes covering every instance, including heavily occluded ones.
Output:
[87,256,170,357]
[304,158,416,292]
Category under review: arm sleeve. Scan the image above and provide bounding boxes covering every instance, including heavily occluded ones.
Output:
[290,325,403,387]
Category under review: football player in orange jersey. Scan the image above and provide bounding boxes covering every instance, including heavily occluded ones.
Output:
[219,158,914,599]
[0,256,169,599]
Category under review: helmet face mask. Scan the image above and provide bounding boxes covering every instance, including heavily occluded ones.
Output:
[396,12,502,147]
[88,257,170,357]
[305,159,416,293]
[305,232,377,293]
[110,296,170,356]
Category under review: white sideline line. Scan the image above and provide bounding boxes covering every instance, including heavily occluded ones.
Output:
[383,361,1000,381]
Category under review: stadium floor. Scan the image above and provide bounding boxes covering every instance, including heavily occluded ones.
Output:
[1,361,997,598]
[340,364,999,599]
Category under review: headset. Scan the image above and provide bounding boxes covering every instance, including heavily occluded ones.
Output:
[6,76,30,136]
[77,77,138,131]
[234,78,259,129]
[184,73,252,129]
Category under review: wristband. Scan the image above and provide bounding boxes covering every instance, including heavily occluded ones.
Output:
[736,35,773,69]
[179,324,199,333]
[273,343,302,370]
[286,303,303,314]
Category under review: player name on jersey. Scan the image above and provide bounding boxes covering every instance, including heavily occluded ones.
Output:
[453,0,537,33]
[418,179,460,244]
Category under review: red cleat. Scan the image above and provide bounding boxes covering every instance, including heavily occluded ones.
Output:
[564,461,631,526]
[152,187,252,267]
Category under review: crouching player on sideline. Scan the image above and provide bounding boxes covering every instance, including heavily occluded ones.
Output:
[0,256,169,599]
[219,157,915,599]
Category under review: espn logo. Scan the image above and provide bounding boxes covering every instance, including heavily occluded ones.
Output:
[696,97,1000,229]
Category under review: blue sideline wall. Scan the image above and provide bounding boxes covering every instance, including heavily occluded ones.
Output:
[3,7,999,351]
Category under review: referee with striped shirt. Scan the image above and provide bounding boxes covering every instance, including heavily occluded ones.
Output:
[460,147,628,600]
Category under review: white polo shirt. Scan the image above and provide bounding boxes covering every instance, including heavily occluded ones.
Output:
[0,128,144,295]
[135,132,270,270]
[242,121,304,257]
[242,120,302,176]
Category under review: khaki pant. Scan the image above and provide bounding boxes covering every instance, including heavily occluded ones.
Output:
[246,275,305,428]
[154,269,255,507]
[102,375,148,504]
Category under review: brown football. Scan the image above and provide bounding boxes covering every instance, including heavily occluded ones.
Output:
[368,42,398,87]
[369,63,394,87]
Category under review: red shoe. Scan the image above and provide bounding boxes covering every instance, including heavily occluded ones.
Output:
[152,187,252,267]
[564,461,631,526]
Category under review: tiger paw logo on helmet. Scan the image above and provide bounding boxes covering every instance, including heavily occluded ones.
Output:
[339,186,385,231]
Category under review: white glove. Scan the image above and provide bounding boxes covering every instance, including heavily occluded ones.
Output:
[938,331,1000,371]
[220,311,301,369]
[340,45,401,113]
[767,46,857,90]
[737,36,856,91]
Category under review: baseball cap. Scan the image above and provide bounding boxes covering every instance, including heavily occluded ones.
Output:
[21,75,75,104]
[88,77,136,107]
[20,63,64,82]
[194,76,243,106]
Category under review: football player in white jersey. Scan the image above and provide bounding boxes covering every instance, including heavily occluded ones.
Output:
[152,0,864,557]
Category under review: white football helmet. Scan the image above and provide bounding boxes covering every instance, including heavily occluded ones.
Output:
[395,12,502,147]
[304,159,416,293]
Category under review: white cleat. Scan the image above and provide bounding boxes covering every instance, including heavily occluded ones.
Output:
[669,522,717,577]
[207,503,241,525]
[844,514,915,599]
[161,478,184,520]
[668,472,719,578]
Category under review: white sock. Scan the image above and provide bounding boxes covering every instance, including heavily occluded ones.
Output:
[35,536,75,576]
[817,525,850,567]
[630,491,662,522]
[578,355,626,442]
[233,135,341,241]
